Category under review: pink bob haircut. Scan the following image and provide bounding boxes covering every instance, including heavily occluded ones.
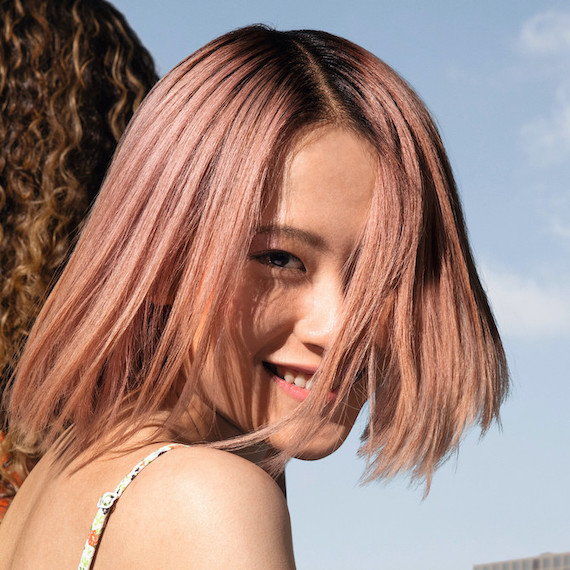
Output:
[6,25,508,485]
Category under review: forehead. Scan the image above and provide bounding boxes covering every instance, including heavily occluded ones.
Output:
[262,126,377,250]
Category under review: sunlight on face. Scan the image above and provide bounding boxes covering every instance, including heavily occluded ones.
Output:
[208,126,377,458]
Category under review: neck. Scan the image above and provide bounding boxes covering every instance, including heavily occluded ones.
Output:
[162,395,288,495]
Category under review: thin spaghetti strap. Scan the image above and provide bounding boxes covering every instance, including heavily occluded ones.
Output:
[78,443,188,570]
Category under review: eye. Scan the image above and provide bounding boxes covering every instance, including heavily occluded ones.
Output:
[251,250,306,271]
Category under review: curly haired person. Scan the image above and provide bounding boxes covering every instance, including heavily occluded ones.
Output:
[0,0,158,520]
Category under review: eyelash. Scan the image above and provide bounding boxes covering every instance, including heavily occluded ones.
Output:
[250,250,306,272]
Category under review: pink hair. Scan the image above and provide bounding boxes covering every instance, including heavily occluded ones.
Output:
[6,26,508,485]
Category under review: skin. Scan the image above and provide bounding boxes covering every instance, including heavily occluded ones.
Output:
[0,126,377,568]
[199,125,377,459]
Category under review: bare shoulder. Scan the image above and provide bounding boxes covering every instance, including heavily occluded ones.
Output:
[96,446,296,569]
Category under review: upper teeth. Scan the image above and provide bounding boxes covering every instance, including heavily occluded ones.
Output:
[280,368,313,390]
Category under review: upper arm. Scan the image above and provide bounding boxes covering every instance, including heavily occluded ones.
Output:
[99,448,296,569]
[183,454,295,569]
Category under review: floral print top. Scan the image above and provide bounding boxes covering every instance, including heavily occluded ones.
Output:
[78,443,188,570]
[0,432,23,523]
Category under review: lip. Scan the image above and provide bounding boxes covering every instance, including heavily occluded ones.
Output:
[266,361,318,377]
[263,361,337,403]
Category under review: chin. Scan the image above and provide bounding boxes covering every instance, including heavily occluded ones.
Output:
[267,421,354,461]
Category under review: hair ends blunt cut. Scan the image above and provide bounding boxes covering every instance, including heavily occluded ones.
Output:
[6,26,509,487]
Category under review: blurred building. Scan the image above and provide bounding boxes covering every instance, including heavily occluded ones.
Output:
[474,552,570,570]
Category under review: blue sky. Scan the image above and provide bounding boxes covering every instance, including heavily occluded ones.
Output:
[110,1,570,568]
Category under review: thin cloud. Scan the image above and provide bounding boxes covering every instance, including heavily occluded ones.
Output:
[551,219,570,240]
[480,265,570,339]
[517,9,570,55]
[520,87,570,166]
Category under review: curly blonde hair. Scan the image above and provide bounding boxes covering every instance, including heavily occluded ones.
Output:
[0,0,157,507]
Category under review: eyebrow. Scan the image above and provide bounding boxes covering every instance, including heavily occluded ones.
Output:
[255,225,328,251]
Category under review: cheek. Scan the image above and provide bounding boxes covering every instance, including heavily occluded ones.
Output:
[230,273,295,356]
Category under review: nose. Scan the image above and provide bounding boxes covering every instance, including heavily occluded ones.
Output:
[294,277,342,353]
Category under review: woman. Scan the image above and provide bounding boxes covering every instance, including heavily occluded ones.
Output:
[0,26,508,568]
[0,0,158,511]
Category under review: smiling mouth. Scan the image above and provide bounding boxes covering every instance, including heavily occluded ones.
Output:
[263,361,315,390]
